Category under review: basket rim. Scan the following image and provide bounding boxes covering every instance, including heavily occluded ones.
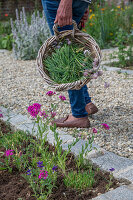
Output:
[36,28,102,90]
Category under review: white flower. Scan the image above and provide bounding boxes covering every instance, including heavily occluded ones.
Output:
[84,50,90,57]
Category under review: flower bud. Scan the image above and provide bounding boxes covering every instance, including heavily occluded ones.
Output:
[104,82,110,88]
[94,58,99,64]
[83,71,89,77]
[91,73,98,79]
[97,71,103,76]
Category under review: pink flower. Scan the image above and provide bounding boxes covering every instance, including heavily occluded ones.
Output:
[46,91,56,96]
[38,170,48,179]
[0,113,3,118]
[32,103,41,110]
[59,95,66,101]
[4,149,14,157]
[93,128,98,133]
[101,123,110,130]
[27,103,41,118]
[51,112,56,118]
[40,111,48,118]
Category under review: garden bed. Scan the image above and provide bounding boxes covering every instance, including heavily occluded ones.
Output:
[0,119,123,200]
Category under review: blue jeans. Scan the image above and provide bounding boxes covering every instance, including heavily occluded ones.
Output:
[41,0,91,118]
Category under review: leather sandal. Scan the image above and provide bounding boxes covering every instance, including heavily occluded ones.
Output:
[52,115,90,128]
[85,102,98,115]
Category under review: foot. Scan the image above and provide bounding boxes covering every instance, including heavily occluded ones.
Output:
[52,115,90,128]
[85,102,98,115]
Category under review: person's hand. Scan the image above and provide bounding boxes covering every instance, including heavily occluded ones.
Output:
[54,0,73,27]
[80,8,89,28]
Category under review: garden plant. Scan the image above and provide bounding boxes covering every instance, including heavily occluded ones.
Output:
[0,96,120,200]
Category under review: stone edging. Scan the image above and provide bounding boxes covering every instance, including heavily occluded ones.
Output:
[0,106,133,200]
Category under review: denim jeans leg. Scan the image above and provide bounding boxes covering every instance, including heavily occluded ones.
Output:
[68,87,88,118]
[41,0,59,35]
[41,0,91,118]
[83,85,91,104]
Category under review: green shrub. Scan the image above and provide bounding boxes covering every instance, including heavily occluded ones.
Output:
[85,2,133,49]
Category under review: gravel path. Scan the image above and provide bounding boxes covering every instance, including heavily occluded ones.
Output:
[0,50,133,159]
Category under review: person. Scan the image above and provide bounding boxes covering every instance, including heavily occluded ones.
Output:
[41,0,98,128]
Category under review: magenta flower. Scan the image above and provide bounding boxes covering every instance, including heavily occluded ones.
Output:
[46,91,56,96]
[93,128,98,133]
[32,103,41,110]
[51,112,56,118]
[28,107,39,118]
[27,104,41,118]
[109,168,115,172]
[0,113,3,118]
[38,169,48,179]
[101,123,110,130]
[104,82,110,88]
[59,95,66,101]
[40,111,48,118]
[4,149,14,157]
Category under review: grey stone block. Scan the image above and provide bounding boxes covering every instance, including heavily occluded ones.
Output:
[114,167,133,184]
[71,139,99,156]
[102,65,133,75]
[0,106,18,119]
[91,151,133,173]
[9,114,32,126]
[92,185,133,200]
[46,129,76,147]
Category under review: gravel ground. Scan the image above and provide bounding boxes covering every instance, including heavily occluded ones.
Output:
[0,50,133,159]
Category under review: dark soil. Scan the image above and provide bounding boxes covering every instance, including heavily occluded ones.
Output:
[0,119,121,200]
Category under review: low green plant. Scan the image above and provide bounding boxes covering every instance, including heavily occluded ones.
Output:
[0,34,13,50]
[76,135,95,169]
[105,168,115,191]
[50,124,79,174]
[110,28,133,68]
[0,21,12,50]
[64,167,95,190]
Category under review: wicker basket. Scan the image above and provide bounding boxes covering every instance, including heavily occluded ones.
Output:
[36,20,102,91]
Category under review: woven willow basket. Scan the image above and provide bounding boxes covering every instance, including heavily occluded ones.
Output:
[36,20,102,91]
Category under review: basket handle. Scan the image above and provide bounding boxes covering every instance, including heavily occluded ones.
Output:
[53,20,78,39]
